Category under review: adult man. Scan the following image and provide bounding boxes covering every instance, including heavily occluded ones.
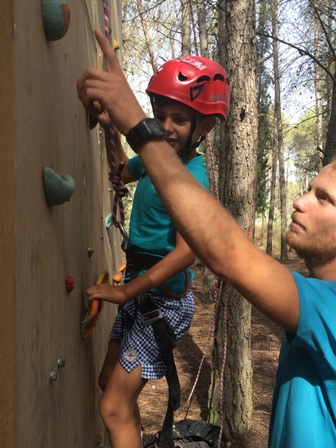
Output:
[77,29,336,447]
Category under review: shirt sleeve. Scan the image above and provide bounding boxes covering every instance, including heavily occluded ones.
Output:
[127,155,144,180]
[292,271,336,373]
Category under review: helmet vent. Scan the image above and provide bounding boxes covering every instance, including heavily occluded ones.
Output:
[178,72,189,82]
[214,74,225,82]
[196,75,211,83]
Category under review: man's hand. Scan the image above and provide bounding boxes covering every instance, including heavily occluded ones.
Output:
[76,29,146,135]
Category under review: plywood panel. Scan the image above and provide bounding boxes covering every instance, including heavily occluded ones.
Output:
[0,0,123,446]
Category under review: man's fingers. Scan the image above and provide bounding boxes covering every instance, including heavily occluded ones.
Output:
[94,28,118,73]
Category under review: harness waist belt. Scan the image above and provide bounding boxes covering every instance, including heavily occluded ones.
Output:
[126,250,162,272]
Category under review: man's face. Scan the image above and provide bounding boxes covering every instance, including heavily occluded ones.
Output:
[286,164,336,264]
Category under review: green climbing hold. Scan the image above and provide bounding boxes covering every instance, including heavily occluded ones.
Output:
[42,0,70,41]
[43,167,75,206]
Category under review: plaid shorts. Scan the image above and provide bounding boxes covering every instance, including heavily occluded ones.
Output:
[110,290,195,379]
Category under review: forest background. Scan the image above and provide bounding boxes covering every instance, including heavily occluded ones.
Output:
[116,0,336,444]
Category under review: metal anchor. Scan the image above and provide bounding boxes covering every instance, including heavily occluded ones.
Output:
[116,222,129,251]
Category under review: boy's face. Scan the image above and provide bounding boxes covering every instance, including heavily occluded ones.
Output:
[153,99,213,158]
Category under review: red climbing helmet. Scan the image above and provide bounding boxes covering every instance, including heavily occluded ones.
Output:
[146,55,230,122]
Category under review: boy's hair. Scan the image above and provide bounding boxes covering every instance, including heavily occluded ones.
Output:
[151,94,208,121]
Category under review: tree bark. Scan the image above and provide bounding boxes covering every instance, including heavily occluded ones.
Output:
[208,0,257,437]
[271,0,287,260]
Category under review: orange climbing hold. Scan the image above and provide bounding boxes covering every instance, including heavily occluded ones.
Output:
[80,271,109,340]
[80,264,126,340]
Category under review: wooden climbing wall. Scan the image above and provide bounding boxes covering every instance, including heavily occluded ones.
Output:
[0,0,123,446]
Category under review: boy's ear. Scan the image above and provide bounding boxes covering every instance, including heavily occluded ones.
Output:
[200,116,217,136]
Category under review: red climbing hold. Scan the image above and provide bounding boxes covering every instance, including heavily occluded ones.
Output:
[65,276,75,293]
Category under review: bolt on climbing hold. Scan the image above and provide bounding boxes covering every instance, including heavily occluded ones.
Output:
[88,247,94,258]
[49,370,57,384]
[42,0,70,41]
[58,357,65,369]
[43,167,75,206]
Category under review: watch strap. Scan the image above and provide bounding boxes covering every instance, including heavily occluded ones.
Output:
[126,118,167,152]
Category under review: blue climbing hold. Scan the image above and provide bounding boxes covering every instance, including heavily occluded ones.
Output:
[42,0,70,41]
[43,167,75,206]
[105,213,113,229]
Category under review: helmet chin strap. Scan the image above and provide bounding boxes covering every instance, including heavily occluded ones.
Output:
[178,113,205,159]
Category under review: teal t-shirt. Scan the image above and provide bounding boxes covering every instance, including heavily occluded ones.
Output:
[127,154,209,295]
[269,271,336,447]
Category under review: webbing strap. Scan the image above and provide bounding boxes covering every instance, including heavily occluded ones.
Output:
[151,318,180,448]
[137,296,180,448]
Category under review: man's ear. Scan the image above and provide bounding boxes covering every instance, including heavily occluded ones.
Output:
[200,115,217,136]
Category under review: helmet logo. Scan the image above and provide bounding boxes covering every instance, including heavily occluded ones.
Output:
[190,84,204,101]
[210,94,227,102]
[179,56,208,71]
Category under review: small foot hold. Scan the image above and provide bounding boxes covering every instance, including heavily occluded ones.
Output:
[43,167,75,206]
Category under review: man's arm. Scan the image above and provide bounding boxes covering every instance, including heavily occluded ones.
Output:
[77,30,300,333]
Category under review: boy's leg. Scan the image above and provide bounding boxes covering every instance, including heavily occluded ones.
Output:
[99,339,143,434]
[99,338,120,391]
[99,362,147,448]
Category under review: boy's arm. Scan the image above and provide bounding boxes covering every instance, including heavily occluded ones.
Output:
[78,30,300,333]
[86,232,196,303]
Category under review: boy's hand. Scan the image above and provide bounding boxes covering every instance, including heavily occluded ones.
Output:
[77,29,146,135]
[86,283,127,305]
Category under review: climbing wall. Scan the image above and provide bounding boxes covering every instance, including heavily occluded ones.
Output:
[0,0,123,446]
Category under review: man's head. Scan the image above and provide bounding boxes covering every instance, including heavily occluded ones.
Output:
[286,162,336,272]
[146,56,230,158]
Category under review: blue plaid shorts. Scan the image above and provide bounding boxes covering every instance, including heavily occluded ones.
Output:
[110,290,195,379]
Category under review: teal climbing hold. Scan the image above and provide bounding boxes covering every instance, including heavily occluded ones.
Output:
[105,213,113,229]
[43,167,75,205]
[42,0,70,41]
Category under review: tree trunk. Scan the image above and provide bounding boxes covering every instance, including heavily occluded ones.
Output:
[197,0,208,57]
[271,0,287,260]
[314,13,323,170]
[323,76,336,165]
[137,0,157,73]
[266,151,276,255]
[181,0,191,55]
[208,0,257,437]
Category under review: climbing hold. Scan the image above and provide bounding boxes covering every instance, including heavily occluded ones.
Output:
[88,247,94,258]
[43,167,75,206]
[80,271,110,340]
[42,0,70,41]
[65,276,75,293]
[105,213,113,229]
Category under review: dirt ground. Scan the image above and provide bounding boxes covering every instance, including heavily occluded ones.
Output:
[139,253,308,447]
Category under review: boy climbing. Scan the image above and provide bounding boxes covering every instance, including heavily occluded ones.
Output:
[78,51,230,448]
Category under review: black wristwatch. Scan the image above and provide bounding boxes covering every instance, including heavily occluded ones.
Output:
[126,118,167,152]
